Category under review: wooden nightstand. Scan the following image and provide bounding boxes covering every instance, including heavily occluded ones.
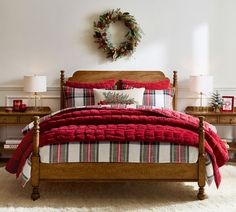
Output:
[185,106,236,125]
[0,107,51,163]
[185,106,236,162]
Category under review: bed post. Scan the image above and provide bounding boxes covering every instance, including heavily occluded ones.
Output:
[31,116,40,201]
[173,70,178,111]
[60,70,65,110]
[197,116,207,200]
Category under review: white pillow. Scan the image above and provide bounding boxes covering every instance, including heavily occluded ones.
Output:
[93,88,145,105]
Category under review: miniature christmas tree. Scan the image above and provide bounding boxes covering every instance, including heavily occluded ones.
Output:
[210,90,224,112]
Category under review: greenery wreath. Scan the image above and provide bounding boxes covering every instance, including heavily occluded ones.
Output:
[93,9,142,60]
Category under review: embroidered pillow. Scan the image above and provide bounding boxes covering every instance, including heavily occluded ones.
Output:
[66,79,116,89]
[93,88,145,105]
[121,79,170,90]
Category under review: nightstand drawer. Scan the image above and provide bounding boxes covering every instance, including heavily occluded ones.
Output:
[0,116,17,124]
[204,116,218,124]
[19,116,34,124]
[219,116,236,124]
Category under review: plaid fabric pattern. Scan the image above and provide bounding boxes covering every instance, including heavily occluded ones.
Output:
[122,83,174,109]
[41,142,195,163]
[143,89,174,109]
[64,86,94,108]
[19,141,214,187]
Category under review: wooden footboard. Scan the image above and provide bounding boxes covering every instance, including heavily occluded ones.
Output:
[31,116,206,201]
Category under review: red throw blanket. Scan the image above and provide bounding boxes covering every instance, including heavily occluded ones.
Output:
[6,107,228,187]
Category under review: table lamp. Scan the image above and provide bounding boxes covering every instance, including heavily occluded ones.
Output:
[24,75,47,110]
[189,75,213,107]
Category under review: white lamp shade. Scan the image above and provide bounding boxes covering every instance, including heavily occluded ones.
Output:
[189,75,213,94]
[24,76,47,92]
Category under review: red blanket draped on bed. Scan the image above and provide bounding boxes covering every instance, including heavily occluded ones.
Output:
[5,107,228,187]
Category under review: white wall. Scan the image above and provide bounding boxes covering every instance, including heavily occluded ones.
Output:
[0,0,236,140]
[0,0,236,87]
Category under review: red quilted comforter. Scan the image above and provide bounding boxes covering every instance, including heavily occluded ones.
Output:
[6,107,228,187]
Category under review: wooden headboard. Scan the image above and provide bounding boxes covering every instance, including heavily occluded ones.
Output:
[60,70,178,110]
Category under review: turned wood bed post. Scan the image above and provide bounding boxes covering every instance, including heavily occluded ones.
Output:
[173,70,178,111]
[197,116,207,200]
[60,70,65,110]
[31,116,40,200]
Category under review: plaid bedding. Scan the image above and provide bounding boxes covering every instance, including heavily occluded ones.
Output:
[142,89,174,109]
[121,80,174,109]
[64,86,95,107]
[18,141,214,187]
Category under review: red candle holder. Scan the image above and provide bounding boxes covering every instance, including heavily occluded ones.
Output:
[19,103,27,112]
[13,100,22,111]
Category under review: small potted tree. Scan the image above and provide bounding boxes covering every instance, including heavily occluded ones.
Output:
[210,91,224,112]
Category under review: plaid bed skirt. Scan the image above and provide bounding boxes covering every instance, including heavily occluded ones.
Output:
[19,142,214,186]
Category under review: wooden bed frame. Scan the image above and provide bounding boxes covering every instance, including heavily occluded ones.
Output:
[31,70,207,201]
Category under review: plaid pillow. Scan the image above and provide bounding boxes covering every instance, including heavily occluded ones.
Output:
[143,89,174,109]
[64,86,94,107]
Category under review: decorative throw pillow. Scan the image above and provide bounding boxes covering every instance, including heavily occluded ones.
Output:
[143,89,174,109]
[63,80,116,108]
[93,88,145,105]
[121,80,174,109]
[63,86,94,107]
[121,79,170,90]
[66,79,116,89]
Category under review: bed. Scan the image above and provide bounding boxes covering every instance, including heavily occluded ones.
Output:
[5,70,228,201]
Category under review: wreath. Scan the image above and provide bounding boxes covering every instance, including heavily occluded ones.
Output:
[93,9,142,60]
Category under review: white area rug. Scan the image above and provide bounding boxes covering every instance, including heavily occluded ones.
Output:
[0,165,236,212]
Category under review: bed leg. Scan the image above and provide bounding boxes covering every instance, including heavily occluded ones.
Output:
[31,156,40,200]
[197,186,206,200]
[31,187,40,201]
[197,116,207,200]
[31,116,40,200]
